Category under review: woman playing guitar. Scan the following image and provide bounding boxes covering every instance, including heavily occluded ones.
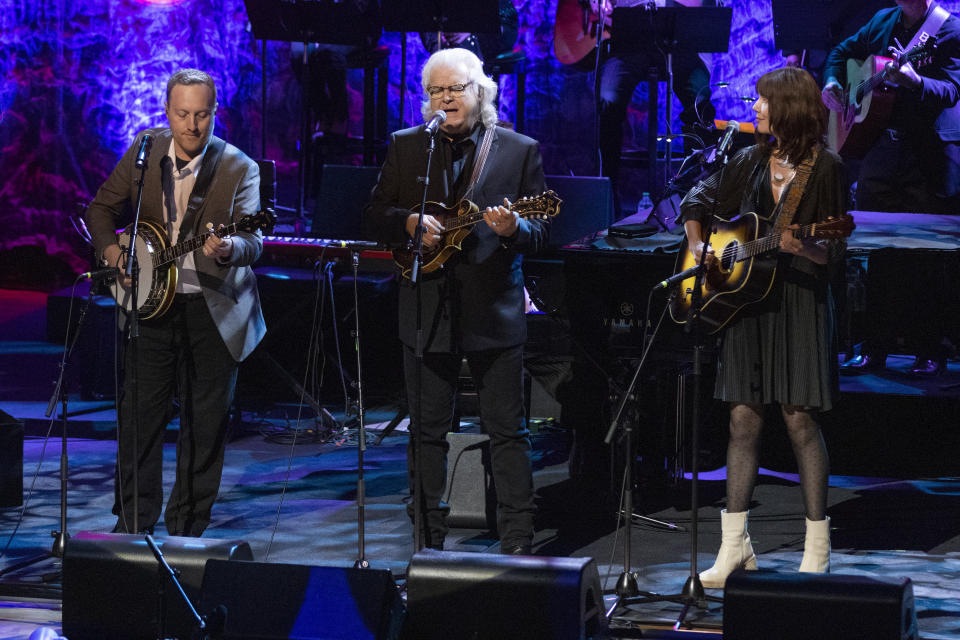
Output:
[678,66,849,589]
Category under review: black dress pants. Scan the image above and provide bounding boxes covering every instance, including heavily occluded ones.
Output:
[598,50,714,205]
[403,344,535,549]
[113,294,238,537]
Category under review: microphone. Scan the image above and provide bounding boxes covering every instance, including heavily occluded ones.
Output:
[714,119,755,134]
[652,264,703,291]
[135,133,154,169]
[715,121,742,163]
[335,240,380,251]
[80,267,119,280]
[423,110,447,136]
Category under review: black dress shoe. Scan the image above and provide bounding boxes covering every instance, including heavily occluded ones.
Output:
[910,357,945,376]
[112,521,154,535]
[501,541,532,555]
[840,354,884,375]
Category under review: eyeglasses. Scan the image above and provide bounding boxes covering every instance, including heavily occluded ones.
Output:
[426,82,473,98]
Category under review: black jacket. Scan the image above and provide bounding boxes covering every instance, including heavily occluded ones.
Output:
[824,6,960,142]
[364,124,548,352]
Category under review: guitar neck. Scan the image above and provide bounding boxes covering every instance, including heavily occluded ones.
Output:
[735,222,822,262]
[856,45,928,102]
[858,67,890,100]
[155,222,240,267]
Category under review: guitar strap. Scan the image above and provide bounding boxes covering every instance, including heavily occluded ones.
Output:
[773,146,819,233]
[180,136,226,237]
[462,126,497,202]
[904,3,948,53]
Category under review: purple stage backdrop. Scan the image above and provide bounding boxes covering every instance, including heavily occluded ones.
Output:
[3,0,954,289]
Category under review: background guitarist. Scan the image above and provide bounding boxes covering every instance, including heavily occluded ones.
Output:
[86,69,266,537]
[821,0,960,214]
[364,48,549,555]
[592,0,717,214]
[822,0,959,374]
[679,67,848,588]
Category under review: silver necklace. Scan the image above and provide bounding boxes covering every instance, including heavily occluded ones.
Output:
[771,158,794,186]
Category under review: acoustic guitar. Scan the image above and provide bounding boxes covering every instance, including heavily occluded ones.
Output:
[553,0,707,67]
[827,37,937,157]
[109,210,276,319]
[553,0,643,67]
[392,190,561,279]
[668,213,855,334]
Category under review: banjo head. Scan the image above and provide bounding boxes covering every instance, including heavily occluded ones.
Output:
[110,222,173,316]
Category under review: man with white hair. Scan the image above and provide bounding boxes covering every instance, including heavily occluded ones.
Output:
[365,48,549,555]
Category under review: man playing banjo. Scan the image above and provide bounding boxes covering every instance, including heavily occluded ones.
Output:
[86,68,265,537]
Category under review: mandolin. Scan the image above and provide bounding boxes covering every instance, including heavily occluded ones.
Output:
[392,191,561,279]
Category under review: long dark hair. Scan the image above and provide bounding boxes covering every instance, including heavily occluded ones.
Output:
[755,66,826,164]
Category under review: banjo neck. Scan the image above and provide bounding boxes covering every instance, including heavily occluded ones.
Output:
[152,220,243,268]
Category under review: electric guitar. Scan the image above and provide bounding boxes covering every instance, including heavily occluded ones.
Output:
[392,191,561,279]
[827,37,937,157]
[668,213,855,334]
[110,210,276,319]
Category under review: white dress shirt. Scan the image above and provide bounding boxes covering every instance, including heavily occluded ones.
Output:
[162,143,206,294]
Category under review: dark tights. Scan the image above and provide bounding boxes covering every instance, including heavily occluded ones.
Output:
[725,403,829,521]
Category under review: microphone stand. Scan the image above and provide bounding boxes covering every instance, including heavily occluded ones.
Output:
[124,135,151,534]
[145,534,221,640]
[0,280,100,584]
[608,142,729,630]
[410,124,438,553]
[668,142,731,627]
[592,0,609,177]
[601,292,684,607]
[345,241,380,569]
[45,285,97,560]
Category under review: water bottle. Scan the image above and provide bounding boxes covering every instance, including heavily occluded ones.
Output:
[637,191,654,215]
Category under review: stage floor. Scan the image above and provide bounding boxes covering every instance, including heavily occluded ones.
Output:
[1,289,959,639]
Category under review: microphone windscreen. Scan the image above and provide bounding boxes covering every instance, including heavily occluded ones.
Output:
[714,119,756,134]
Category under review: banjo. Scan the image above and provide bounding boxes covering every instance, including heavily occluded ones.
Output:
[109,210,275,319]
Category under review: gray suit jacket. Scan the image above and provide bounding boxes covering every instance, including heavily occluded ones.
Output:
[86,128,266,362]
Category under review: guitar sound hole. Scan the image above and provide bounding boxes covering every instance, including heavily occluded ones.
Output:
[720,241,737,272]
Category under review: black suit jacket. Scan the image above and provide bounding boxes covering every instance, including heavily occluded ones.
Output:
[364,124,548,352]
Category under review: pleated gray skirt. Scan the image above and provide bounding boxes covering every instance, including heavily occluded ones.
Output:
[714,277,839,412]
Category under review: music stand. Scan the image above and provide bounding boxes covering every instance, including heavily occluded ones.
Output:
[243,0,382,222]
[609,5,731,195]
[771,0,889,52]
[380,0,499,130]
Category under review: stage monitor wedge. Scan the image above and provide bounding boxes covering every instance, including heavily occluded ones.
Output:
[62,531,253,640]
[199,559,403,640]
[406,550,606,640]
[724,569,918,640]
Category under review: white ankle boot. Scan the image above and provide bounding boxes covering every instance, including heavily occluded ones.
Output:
[700,509,757,589]
[798,516,831,573]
